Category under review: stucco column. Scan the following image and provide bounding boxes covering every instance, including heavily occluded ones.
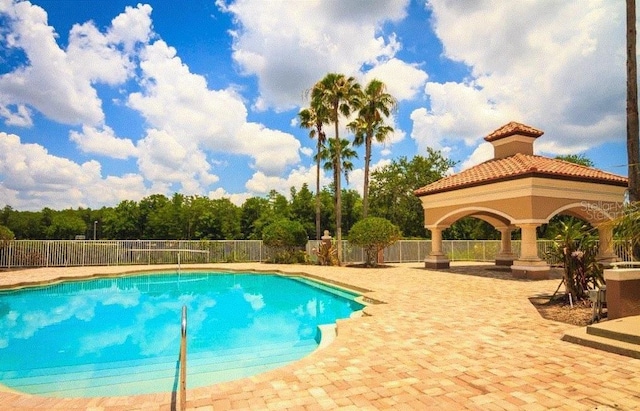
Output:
[425,226,449,269]
[519,223,541,261]
[495,226,517,266]
[511,223,549,280]
[596,224,618,266]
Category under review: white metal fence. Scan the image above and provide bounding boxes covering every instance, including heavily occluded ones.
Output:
[0,239,633,269]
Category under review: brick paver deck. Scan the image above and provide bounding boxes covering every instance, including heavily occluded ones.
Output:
[1,263,639,410]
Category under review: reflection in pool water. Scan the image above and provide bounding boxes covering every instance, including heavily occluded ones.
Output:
[0,272,363,397]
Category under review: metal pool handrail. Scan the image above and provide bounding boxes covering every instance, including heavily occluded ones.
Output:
[180,305,187,411]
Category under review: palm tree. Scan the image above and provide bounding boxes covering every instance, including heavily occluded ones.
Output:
[317,138,358,188]
[348,79,396,218]
[311,73,362,261]
[627,0,639,202]
[298,105,328,240]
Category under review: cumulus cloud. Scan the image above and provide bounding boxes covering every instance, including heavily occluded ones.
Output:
[363,58,428,101]
[0,132,147,210]
[128,40,301,188]
[418,0,625,157]
[244,166,328,197]
[69,125,138,159]
[0,1,152,127]
[208,188,252,206]
[411,82,512,154]
[218,0,410,110]
[135,128,220,195]
[459,142,494,170]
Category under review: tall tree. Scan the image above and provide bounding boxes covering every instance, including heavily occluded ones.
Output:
[298,105,328,239]
[102,200,141,239]
[290,184,316,239]
[348,79,397,218]
[628,0,640,201]
[240,197,271,239]
[369,149,455,237]
[317,138,358,187]
[555,154,594,167]
[311,73,362,261]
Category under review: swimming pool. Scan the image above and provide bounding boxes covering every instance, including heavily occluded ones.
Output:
[0,271,364,397]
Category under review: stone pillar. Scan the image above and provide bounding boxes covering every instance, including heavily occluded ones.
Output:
[511,223,549,280]
[495,226,517,266]
[596,224,619,266]
[425,226,450,269]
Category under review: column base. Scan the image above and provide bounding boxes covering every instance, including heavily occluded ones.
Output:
[511,260,550,280]
[424,255,450,269]
[495,253,517,266]
[597,253,620,268]
[495,258,515,266]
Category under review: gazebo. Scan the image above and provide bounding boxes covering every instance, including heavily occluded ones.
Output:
[414,122,628,279]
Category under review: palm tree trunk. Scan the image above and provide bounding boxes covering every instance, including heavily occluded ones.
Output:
[363,134,372,218]
[334,120,342,263]
[628,0,640,202]
[315,140,321,240]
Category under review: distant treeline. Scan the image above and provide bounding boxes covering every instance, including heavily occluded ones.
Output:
[0,151,505,241]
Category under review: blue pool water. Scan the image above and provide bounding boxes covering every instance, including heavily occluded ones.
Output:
[0,272,363,397]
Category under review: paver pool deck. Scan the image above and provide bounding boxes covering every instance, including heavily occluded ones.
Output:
[1,262,639,410]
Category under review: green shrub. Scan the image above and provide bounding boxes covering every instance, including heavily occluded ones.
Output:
[348,217,401,267]
[0,225,14,247]
[262,219,308,264]
[546,219,602,300]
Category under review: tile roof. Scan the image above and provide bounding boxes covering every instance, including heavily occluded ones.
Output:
[414,153,628,196]
[484,121,544,142]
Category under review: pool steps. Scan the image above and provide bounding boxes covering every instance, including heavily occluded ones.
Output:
[2,339,318,397]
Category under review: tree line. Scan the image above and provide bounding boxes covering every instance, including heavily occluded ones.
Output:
[2,150,493,241]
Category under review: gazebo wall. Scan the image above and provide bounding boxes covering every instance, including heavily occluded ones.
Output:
[419,176,625,278]
[420,177,626,227]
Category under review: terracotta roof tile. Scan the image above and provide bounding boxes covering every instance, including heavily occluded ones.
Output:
[414,153,628,196]
[484,122,544,142]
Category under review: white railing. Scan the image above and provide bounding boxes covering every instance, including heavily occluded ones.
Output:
[0,239,633,268]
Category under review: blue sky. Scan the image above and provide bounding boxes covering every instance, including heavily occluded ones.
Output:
[0,0,630,211]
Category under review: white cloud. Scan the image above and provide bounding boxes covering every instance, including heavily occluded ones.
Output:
[363,58,428,101]
[0,103,31,127]
[0,132,147,210]
[411,82,512,154]
[0,1,152,127]
[208,188,252,206]
[245,166,328,196]
[219,0,410,110]
[459,142,493,170]
[300,146,314,157]
[419,0,625,159]
[135,128,219,195]
[236,123,301,174]
[106,3,154,52]
[69,125,138,159]
[128,40,301,181]
[348,168,364,196]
